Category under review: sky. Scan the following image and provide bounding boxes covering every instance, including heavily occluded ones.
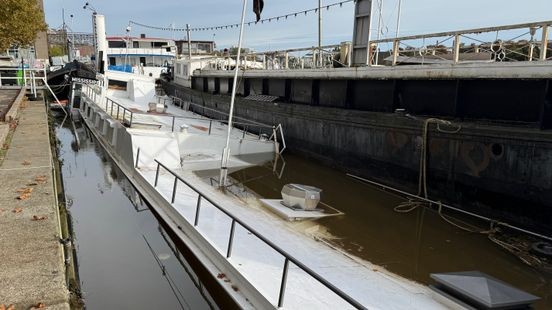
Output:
[43,0,552,51]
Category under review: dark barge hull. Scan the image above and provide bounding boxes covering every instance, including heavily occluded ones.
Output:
[162,63,552,234]
[47,61,96,100]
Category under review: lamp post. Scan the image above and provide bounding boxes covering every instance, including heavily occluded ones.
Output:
[70,14,75,60]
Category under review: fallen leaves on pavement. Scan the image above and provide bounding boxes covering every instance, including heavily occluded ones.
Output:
[21,160,31,166]
[13,207,23,213]
[16,187,33,194]
[31,303,46,309]
[35,175,47,184]
[16,187,33,200]
[0,304,15,310]
[32,215,48,221]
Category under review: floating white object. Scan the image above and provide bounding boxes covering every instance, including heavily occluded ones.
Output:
[281,184,322,211]
[260,199,340,221]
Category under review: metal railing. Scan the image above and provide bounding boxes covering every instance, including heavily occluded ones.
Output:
[81,84,285,152]
[150,158,366,309]
[82,83,134,126]
[107,47,176,57]
[368,20,552,66]
[0,67,69,115]
[104,97,135,126]
[180,20,552,71]
[175,44,348,73]
[166,95,286,153]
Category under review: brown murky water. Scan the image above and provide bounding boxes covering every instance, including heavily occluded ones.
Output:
[230,153,552,309]
[55,112,551,309]
[56,120,231,309]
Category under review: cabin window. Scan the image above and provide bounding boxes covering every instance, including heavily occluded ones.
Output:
[108,41,125,48]
[133,41,139,48]
[183,64,188,76]
[109,57,116,66]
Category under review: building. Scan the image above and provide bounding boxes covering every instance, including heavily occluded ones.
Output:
[175,40,215,56]
[106,34,176,77]
[34,0,49,60]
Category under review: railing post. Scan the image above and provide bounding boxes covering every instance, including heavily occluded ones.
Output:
[154,162,160,187]
[171,176,178,204]
[453,34,461,63]
[277,258,290,308]
[208,120,212,135]
[122,110,126,123]
[285,52,289,70]
[540,24,549,61]
[262,54,266,69]
[194,195,202,226]
[129,112,133,127]
[117,105,120,120]
[135,148,140,168]
[226,220,236,258]
[171,116,176,132]
[392,39,400,66]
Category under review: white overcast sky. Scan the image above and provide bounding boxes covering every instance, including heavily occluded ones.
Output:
[44,0,552,50]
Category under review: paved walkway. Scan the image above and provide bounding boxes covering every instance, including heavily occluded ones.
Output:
[0,98,69,309]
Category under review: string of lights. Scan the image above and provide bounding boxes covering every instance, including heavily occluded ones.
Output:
[129,0,354,32]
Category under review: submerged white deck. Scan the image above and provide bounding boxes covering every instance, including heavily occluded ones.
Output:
[138,167,449,310]
[107,89,267,141]
[81,83,453,309]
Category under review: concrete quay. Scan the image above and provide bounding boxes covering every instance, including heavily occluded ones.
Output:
[0,91,69,309]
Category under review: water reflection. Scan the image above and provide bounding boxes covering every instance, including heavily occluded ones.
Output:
[56,119,223,309]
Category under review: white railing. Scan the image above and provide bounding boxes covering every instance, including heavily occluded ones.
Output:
[107,47,176,57]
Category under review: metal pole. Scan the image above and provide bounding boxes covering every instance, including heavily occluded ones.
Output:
[186,24,192,60]
[453,34,461,63]
[395,0,403,39]
[318,0,322,67]
[278,258,290,308]
[226,220,236,258]
[375,0,384,65]
[540,24,549,61]
[219,0,248,188]
[366,0,375,65]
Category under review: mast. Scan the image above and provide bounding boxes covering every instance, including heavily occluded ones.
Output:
[219,0,248,188]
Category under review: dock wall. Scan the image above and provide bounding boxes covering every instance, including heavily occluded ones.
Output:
[164,81,552,233]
